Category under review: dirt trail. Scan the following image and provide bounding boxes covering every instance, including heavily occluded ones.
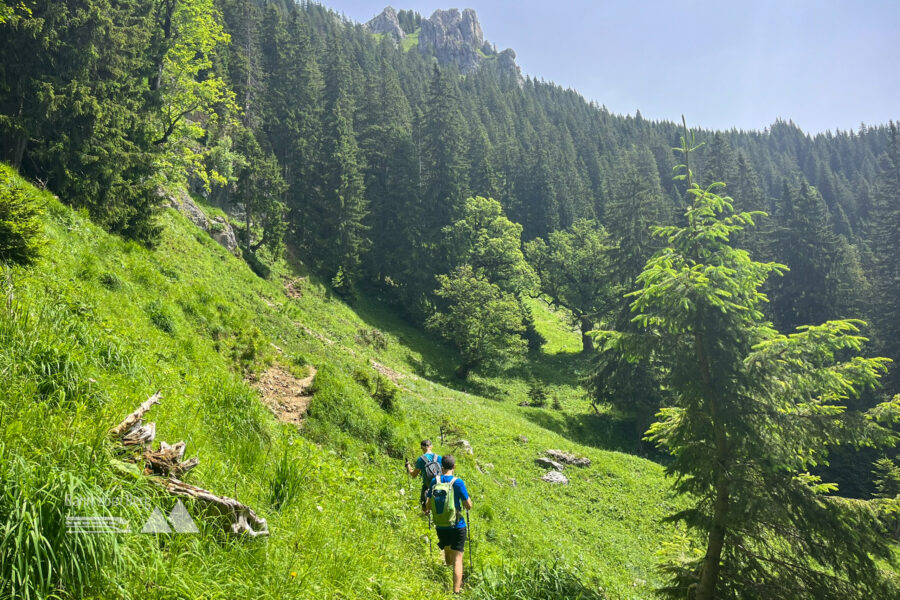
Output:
[254,365,317,427]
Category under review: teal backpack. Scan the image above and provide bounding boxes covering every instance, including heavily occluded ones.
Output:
[431,476,459,528]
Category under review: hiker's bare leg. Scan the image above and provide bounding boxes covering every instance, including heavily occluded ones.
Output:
[445,548,463,592]
[443,547,453,566]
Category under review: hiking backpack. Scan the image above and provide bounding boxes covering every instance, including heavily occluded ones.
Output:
[422,454,442,484]
[431,476,459,528]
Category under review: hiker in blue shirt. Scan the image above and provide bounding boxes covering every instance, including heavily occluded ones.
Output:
[405,439,442,513]
[425,454,473,594]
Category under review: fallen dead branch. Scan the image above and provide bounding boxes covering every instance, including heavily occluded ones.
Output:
[154,478,268,537]
[111,392,269,537]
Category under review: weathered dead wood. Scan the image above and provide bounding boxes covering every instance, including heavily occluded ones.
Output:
[143,441,198,477]
[113,396,267,538]
[155,478,269,537]
[111,391,161,437]
[122,421,156,447]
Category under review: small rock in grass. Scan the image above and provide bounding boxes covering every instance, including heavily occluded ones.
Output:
[545,449,591,467]
[451,439,474,455]
[535,457,565,471]
[541,471,568,485]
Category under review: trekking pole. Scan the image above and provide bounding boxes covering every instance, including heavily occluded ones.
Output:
[427,511,433,560]
[466,509,473,573]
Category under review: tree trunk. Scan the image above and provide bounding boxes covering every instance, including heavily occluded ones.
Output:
[697,473,729,600]
[580,315,594,354]
[455,362,472,380]
[12,96,27,168]
[13,135,27,170]
[694,330,730,600]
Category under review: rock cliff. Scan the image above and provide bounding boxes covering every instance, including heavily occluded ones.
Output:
[366,7,522,81]
[418,8,483,74]
[365,6,404,40]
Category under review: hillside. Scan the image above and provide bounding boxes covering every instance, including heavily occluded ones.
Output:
[1,166,682,599]
[2,2,898,598]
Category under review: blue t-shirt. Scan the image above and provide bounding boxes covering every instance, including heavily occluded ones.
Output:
[415,453,441,485]
[428,475,469,529]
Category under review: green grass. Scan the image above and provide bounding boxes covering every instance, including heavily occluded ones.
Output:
[0,164,683,599]
[400,29,420,52]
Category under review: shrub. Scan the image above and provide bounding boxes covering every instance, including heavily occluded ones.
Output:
[352,367,374,392]
[373,374,399,412]
[0,166,46,266]
[98,272,123,290]
[527,378,549,408]
[230,325,268,373]
[355,328,387,350]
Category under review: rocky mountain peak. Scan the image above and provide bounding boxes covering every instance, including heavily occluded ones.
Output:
[366,7,521,80]
[365,6,405,40]
[419,8,484,74]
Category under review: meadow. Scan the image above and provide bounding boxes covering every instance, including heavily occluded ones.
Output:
[0,167,683,599]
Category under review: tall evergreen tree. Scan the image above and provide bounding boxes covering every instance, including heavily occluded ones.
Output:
[610,128,899,599]
[768,181,859,331]
[0,0,159,240]
[420,64,469,249]
[357,51,418,294]
[309,32,368,292]
[867,122,900,389]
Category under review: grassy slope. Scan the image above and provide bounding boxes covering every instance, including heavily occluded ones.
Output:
[0,167,682,599]
[400,29,419,52]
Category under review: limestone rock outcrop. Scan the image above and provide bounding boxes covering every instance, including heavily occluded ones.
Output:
[418,8,484,74]
[365,6,405,40]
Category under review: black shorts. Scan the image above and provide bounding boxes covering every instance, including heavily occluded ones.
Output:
[420,484,429,510]
[436,526,467,552]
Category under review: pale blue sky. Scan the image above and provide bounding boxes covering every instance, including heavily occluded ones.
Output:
[323,0,899,134]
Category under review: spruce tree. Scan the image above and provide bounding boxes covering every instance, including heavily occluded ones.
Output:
[357,52,418,293]
[420,64,469,250]
[313,33,368,291]
[612,125,899,599]
[768,181,858,331]
[867,122,900,389]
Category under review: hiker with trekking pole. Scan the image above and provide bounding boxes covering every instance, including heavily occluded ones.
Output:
[424,454,473,595]
[406,439,442,514]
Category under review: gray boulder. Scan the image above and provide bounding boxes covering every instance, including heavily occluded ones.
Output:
[536,457,565,471]
[366,6,405,40]
[451,439,474,455]
[541,470,568,484]
[545,449,592,467]
[167,188,210,231]
[163,188,240,257]
[210,217,239,256]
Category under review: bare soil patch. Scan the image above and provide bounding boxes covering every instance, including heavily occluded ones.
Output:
[254,365,317,427]
[371,360,404,383]
[283,277,305,299]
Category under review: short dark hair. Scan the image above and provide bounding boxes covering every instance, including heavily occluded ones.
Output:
[441,454,456,471]
[421,439,432,449]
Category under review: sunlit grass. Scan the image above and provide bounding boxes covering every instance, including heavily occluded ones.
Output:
[0,167,681,599]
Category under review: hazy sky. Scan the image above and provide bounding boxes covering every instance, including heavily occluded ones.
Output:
[323,0,899,134]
